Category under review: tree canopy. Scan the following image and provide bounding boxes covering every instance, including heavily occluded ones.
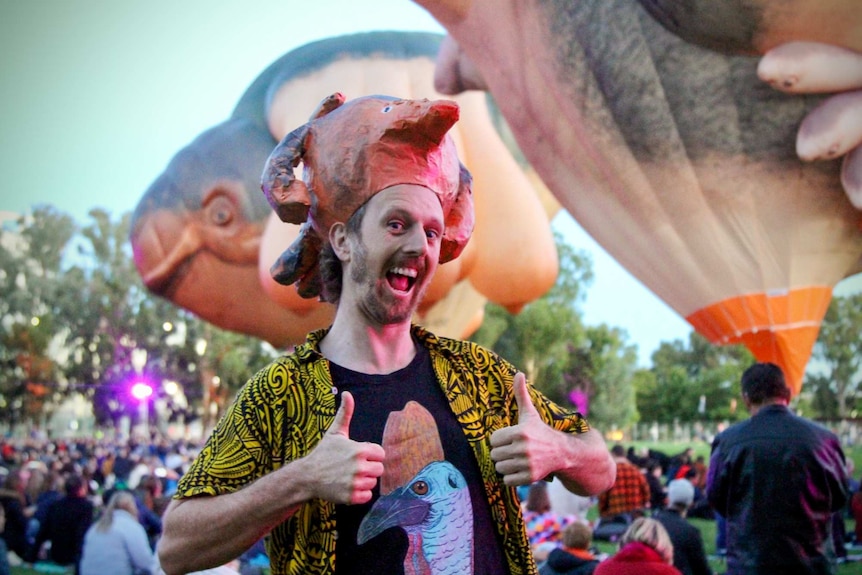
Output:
[0,207,276,433]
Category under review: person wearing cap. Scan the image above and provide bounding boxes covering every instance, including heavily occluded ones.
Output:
[652,479,711,575]
[706,362,848,575]
[157,94,615,575]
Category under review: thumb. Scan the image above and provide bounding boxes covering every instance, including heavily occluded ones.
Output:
[513,372,539,422]
[328,391,354,437]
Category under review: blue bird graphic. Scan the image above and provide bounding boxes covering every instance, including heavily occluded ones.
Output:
[357,461,473,575]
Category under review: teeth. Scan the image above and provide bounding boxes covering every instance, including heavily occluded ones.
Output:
[390,267,417,278]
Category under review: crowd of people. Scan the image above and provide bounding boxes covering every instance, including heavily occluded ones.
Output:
[0,393,857,574]
[0,434,746,575]
[521,363,862,575]
[0,434,267,574]
[520,445,715,575]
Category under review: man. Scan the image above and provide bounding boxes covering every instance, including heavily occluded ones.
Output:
[598,444,650,521]
[28,474,94,571]
[706,362,848,575]
[653,478,712,575]
[157,94,615,575]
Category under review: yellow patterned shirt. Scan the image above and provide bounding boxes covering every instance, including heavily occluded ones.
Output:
[175,325,590,575]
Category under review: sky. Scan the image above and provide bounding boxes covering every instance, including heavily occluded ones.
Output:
[2,0,859,367]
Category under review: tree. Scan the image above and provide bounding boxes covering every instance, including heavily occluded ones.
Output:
[57,208,160,425]
[472,231,639,429]
[0,207,76,427]
[637,332,751,423]
[472,231,591,387]
[59,209,276,429]
[808,292,862,419]
[0,207,274,432]
[576,324,639,430]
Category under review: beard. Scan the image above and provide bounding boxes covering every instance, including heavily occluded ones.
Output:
[349,240,431,326]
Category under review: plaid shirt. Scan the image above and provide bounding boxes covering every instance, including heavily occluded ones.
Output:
[598,459,650,517]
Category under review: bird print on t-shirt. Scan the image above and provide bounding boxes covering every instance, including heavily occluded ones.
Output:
[358,461,472,574]
[357,401,474,574]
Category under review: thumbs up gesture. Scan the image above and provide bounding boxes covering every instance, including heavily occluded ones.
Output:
[490,373,561,486]
[303,392,386,505]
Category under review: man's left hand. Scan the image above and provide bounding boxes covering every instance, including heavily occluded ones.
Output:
[490,372,563,486]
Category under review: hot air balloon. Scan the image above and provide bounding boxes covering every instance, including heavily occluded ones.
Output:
[130,31,559,349]
[418,0,862,395]
[633,0,862,55]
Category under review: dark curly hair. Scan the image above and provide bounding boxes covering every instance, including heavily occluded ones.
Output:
[318,201,368,304]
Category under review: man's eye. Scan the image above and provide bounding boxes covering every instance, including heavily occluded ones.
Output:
[387,221,404,232]
[426,228,440,240]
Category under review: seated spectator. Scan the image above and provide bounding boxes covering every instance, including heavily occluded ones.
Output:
[594,445,649,542]
[0,504,12,575]
[523,482,575,557]
[598,445,650,521]
[28,473,94,570]
[652,479,712,575]
[691,456,708,491]
[134,475,163,549]
[594,517,682,575]
[667,449,694,482]
[626,447,647,469]
[539,522,600,575]
[645,461,666,512]
[25,471,63,549]
[0,469,28,560]
[681,468,712,520]
[79,491,156,575]
[548,477,594,526]
[647,449,671,476]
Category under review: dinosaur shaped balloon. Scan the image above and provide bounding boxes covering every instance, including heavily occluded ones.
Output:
[131,31,559,349]
[417,0,862,394]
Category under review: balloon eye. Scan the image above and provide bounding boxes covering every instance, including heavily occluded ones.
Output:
[382,105,392,113]
[411,481,429,495]
[206,195,234,226]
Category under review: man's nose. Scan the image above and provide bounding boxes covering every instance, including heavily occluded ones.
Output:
[402,227,429,255]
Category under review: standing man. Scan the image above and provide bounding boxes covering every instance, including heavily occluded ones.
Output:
[157,94,615,575]
[706,362,848,575]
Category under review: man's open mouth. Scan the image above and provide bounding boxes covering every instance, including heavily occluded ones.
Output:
[386,266,418,292]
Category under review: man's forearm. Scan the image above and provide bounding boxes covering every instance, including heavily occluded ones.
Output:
[553,428,616,496]
[158,459,314,575]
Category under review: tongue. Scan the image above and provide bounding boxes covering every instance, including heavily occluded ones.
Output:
[388,273,410,292]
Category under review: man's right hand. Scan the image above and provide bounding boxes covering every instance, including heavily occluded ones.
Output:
[300,391,386,505]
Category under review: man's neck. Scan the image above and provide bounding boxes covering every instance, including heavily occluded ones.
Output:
[321,315,416,374]
[748,397,788,416]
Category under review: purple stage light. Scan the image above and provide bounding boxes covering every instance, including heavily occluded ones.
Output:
[130,381,154,401]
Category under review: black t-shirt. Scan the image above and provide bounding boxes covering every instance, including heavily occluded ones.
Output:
[331,344,508,575]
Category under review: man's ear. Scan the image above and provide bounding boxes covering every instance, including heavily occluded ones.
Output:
[329,222,350,261]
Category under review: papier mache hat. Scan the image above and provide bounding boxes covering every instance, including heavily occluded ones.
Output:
[260,92,475,300]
